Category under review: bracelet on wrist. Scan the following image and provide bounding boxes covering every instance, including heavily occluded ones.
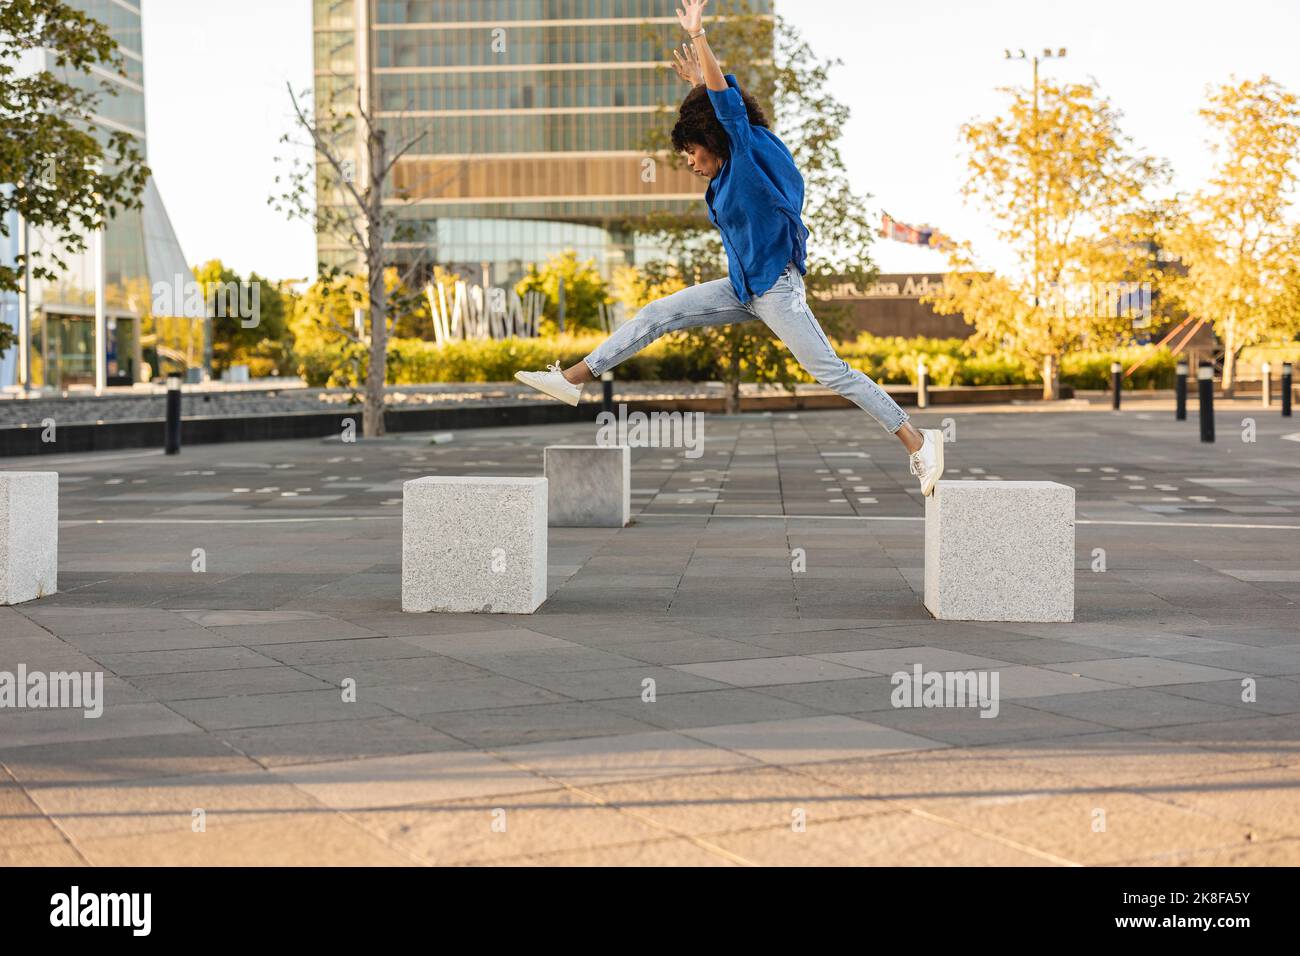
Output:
[690,29,706,39]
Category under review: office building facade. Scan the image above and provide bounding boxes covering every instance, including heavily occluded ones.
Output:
[312,0,774,288]
[1,0,195,391]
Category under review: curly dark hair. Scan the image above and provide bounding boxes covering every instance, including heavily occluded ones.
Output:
[670,83,770,160]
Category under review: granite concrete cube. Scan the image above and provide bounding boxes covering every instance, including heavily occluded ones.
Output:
[544,445,630,527]
[402,476,547,614]
[0,472,58,605]
[924,480,1074,623]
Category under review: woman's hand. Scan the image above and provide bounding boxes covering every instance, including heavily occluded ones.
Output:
[675,0,708,36]
[670,42,703,86]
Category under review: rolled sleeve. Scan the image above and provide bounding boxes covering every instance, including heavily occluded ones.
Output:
[707,74,753,155]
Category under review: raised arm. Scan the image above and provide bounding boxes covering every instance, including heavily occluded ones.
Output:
[676,0,726,91]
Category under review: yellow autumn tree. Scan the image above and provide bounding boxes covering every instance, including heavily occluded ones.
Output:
[926,79,1169,399]
[609,264,688,313]
[1162,76,1300,393]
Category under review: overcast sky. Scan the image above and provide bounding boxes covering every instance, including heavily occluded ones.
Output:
[140,0,1300,282]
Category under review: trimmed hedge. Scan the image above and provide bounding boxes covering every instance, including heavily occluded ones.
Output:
[296,332,1192,390]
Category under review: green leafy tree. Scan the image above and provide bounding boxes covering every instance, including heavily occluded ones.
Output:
[1162,76,1300,393]
[0,0,149,349]
[631,1,875,412]
[192,259,292,376]
[515,250,611,335]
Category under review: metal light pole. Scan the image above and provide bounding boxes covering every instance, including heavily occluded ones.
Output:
[1003,47,1067,313]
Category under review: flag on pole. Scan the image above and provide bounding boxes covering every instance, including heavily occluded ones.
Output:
[881,212,952,250]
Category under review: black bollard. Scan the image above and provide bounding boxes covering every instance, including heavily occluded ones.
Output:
[601,371,614,415]
[1283,362,1293,418]
[1198,361,1214,443]
[165,375,182,455]
[1111,361,1122,410]
[1175,360,1188,421]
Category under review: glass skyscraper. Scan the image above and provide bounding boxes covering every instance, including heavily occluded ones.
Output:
[0,0,195,391]
[312,0,773,288]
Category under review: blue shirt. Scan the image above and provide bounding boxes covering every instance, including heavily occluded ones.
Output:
[705,74,810,303]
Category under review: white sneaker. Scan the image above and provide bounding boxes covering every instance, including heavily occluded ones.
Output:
[909,428,945,496]
[514,361,583,407]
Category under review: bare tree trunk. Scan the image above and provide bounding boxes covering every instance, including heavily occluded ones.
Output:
[363,130,388,439]
[1220,317,1237,397]
[364,263,387,438]
[1041,353,1060,401]
[725,338,741,415]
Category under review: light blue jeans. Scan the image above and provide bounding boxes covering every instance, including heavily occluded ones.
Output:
[584,261,910,433]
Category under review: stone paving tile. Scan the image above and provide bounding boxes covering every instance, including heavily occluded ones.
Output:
[454,647,643,678]
[17,606,202,636]
[122,666,333,701]
[755,676,899,713]
[605,637,782,665]
[367,676,571,717]
[681,715,944,765]
[248,637,446,667]
[1155,678,1300,716]
[983,665,1125,699]
[943,638,1127,665]
[422,701,661,748]
[168,689,393,731]
[707,810,1057,866]
[582,765,886,837]
[90,646,283,677]
[1164,646,1300,677]
[494,730,758,786]
[74,812,416,866]
[508,665,729,701]
[1115,836,1300,866]
[922,787,1267,865]
[216,715,469,768]
[1040,656,1249,687]
[1179,625,1300,648]
[53,628,239,654]
[270,750,557,809]
[0,607,56,639]
[810,647,1013,675]
[673,656,869,687]
[0,731,259,785]
[0,840,86,866]
[395,628,577,657]
[595,688,824,730]
[291,655,492,686]
[1141,713,1300,751]
[733,628,918,655]
[985,731,1292,788]
[202,618,383,645]
[0,703,201,749]
[27,769,325,842]
[1138,764,1300,838]
[346,788,669,865]
[508,835,739,866]
[1018,688,1259,730]
[0,782,73,848]
[177,609,329,628]
[855,701,1109,747]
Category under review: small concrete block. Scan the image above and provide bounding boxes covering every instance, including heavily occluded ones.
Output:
[544,445,630,527]
[924,480,1074,623]
[0,472,58,605]
[402,476,546,614]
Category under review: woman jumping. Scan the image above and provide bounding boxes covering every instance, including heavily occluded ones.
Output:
[515,0,946,496]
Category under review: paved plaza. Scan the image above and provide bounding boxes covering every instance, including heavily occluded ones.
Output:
[1,404,1298,866]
